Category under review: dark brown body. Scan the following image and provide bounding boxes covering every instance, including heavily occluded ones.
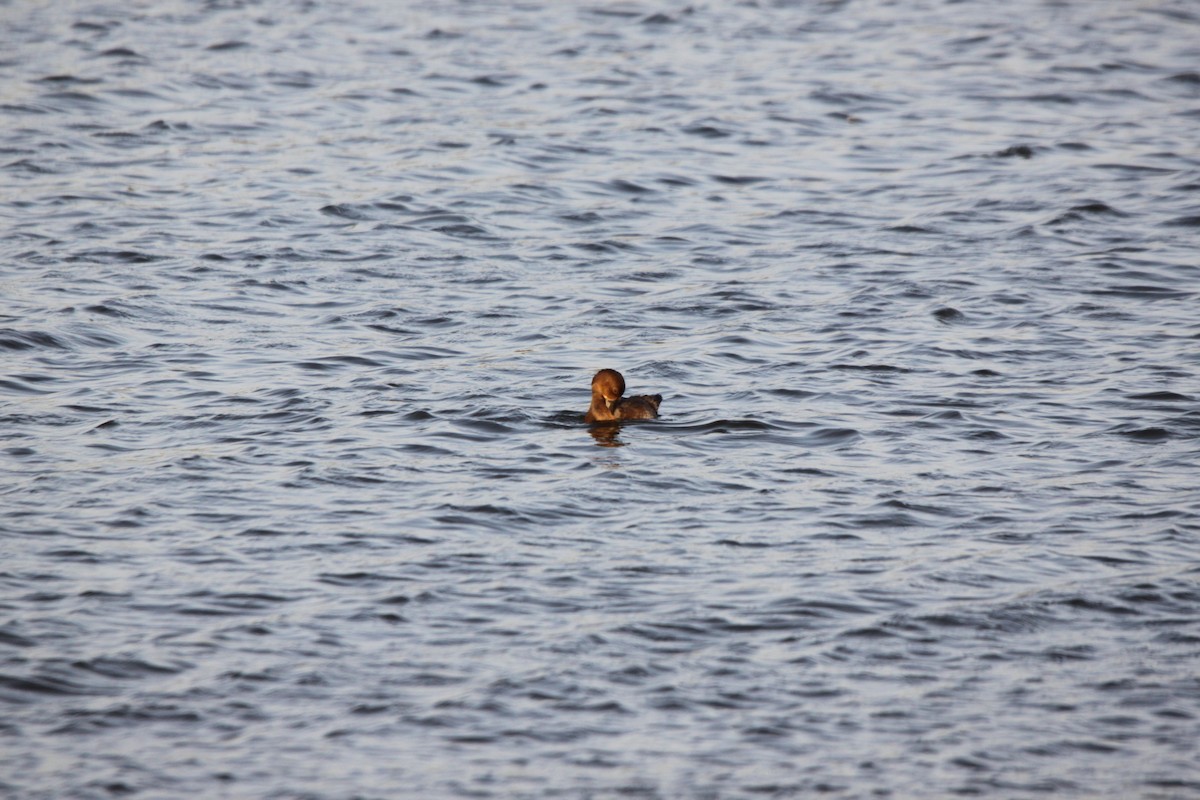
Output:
[584,368,662,423]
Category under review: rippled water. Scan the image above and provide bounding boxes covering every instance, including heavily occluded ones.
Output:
[3,0,1200,797]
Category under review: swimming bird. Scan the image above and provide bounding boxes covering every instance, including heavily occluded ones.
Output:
[584,368,662,423]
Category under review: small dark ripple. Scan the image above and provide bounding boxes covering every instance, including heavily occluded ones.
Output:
[1126,391,1192,402]
[0,673,110,701]
[0,328,68,351]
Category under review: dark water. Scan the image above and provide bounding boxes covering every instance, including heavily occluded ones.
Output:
[3,0,1200,797]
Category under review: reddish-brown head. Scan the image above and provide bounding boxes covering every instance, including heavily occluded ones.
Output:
[591,369,625,410]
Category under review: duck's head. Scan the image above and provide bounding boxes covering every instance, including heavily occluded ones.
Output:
[591,368,625,411]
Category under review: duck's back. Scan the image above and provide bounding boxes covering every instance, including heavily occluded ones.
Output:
[616,394,662,420]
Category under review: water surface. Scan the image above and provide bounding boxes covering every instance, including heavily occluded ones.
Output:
[2,1,1199,797]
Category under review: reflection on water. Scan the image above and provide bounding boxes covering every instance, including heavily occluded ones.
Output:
[2,0,1199,798]
[587,423,626,448]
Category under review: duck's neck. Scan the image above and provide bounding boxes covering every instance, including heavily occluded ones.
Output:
[589,395,617,420]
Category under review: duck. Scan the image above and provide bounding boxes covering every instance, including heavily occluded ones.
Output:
[584,368,662,423]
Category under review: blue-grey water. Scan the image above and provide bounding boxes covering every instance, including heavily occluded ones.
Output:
[2,1,1200,798]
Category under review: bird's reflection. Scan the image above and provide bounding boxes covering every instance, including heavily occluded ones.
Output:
[587,423,625,448]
